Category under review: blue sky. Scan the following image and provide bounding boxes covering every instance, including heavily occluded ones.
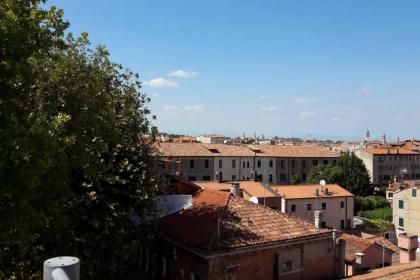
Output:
[48,0,420,140]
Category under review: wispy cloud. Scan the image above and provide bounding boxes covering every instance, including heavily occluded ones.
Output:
[359,86,372,97]
[184,104,204,111]
[258,94,271,100]
[261,106,277,112]
[299,111,316,119]
[162,105,177,111]
[150,92,161,97]
[143,78,179,88]
[329,116,341,122]
[168,70,198,78]
[294,97,317,104]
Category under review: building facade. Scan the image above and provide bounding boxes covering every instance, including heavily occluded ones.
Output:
[355,148,420,184]
[392,186,420,237]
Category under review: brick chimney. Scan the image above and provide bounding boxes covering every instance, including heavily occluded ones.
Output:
[314,210,323,228]
[398,233,419,263]
[230,182,243,197]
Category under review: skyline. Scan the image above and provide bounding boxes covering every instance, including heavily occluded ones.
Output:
[48,0,420,140]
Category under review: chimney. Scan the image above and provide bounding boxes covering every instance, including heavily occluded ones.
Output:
[354,253,365,274]
[315,189,319,196]
[230,183,242,197]
[325,187,329,195]
[337,239,346,278]
[398,233,418,263]
[314,210,323,228]
[394,175,398,183]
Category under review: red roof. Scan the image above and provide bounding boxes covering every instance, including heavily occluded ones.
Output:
[159,189,332,253]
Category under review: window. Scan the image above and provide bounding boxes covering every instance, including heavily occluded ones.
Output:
[323,160,328,165]
[321,202,326,210]
[269,174,273,183]
[291,160,295,169]
[243,161,246,168]
[307,204,312,211]
[313,160,319,166]
[280,160,284,168]
[203,176,211,181]
[303,160,306,168]
[340,219,345,230]
[190,159,195,169]
[340,201,345,208]
[269,159,273,168]
[232,175,236,181]
[204,159,209,168]
[280,174,286,181]
[321,221,326,228]
[257,160,261,168]
[279,261,292,273]
[413,189,417,197]
[399,200,404,209]
[388,192,393,198]
[333,160,337,165]
[232,159,236,168]
[303,173,307,181]
[399,218,404,227]
[247,161,250,168]
[291,204,296,212]
[188,176,196,181]
[219,159,223,168]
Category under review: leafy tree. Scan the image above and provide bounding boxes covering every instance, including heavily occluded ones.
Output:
[1,1,158,278]
[307,152,372,196]
[289,174,300,185]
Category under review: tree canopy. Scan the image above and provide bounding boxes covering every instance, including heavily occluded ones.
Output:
[307,152,372,196]
[1,0,158,278]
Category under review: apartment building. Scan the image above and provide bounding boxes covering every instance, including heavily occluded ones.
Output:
[196,134,229,144]
[271,184,354,230]
[159,143,339,185]
[144,187,337,280]
[355,148,420,184]
[392,186,420,237]
[386,178,420,202]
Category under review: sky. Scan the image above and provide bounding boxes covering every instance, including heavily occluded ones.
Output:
[48,0,420,140]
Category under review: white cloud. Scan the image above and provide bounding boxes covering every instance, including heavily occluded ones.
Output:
[184,104,203,111]
[143,78,179,88]
[258,94,271,100]
[162,105,177,111]
[168,70,198,78]
[329,117,341,122]
[150,92,161,97]
[299,111,316,119]
[359,86,372,97]
[261,106,277,112]
[294,97,317,104]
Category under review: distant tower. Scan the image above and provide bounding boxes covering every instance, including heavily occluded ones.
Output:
[242,131,246,139]
[262,134,265,140]
[365,128,370,141]
[253,132,257,140]
[382,133,387,144]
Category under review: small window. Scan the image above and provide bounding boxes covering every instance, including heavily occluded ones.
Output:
[279,261,292,273]
[321,202,326,210]
[269,159,273,168]
[313,160,319,166]
[219,159,223,168]
[204,159,209,168]
[280,160,284,168]
[243,161,246,168]
[232,175,236,181]
[303,173,307,181]
[323,160,328,165]
[321,221,326,228]
[190,160,195,169]
[203,176,211,181]
[388,193,393,198]
[269,174,273,183]
[413,189,417,197]
[291,160,295,168]
[333,160,337,165]
[307,204,312,211]
[340,201,345,208]
[188,176,196,181]
[291,204,296,212]
[399,200,404,209]
[303,160,306,168]
[399,217,404,227]
[257,160,261,168]
[340,220,345,230]
[232,159,236,168]
[247,161,250,168]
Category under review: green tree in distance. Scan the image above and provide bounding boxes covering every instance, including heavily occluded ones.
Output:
[0,0,159,278]
[307,152,372,196]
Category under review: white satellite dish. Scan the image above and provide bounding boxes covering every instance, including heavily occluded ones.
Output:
[320,180,326,186]
[249,196,259,204]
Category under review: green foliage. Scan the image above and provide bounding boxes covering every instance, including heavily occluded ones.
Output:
[356,219,393,233]
[357,207,392,222]
[306,152,372,196]
[354,196,389,213]
[289,174,300,185]
[1,1,158,278]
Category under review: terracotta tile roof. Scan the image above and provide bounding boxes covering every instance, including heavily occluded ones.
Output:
[271,184,353,199]
[195,181,279,200]
[364,148,420,155]
[387,181,420,192]
[347,261,420,280]
[157,143,339,158]
[247,144,339,158]
[159,189,332,253]
[338,234,397,263]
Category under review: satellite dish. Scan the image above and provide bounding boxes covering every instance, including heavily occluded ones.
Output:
[249,196,259,204]
[320,180,326,186]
